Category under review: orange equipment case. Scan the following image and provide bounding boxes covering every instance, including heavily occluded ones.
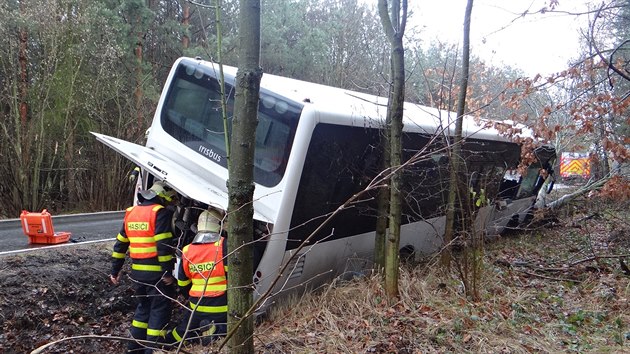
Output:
[20,209,71,244]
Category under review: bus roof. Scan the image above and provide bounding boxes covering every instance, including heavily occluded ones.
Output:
[184,57,530,143]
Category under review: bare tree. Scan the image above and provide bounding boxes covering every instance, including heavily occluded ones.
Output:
[377,0,407,299]
[442,0,473,271]
[226,0,262,352]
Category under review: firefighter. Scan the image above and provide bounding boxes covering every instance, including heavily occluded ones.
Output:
[163,208,228,346]
[533,164,555,209]
[129,166,141,184]
[110,181,178,353]
[128,166,142,205]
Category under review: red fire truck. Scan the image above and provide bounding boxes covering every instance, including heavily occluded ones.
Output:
[560,152,591,182]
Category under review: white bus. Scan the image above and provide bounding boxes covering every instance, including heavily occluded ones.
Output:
[94,57,555,310]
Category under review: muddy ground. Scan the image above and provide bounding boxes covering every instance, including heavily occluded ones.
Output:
[0,243,133,353]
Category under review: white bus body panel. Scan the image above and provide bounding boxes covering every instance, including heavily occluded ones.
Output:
[273,215,446,297]
[486,197,535,236]
[253,106,320,302]
[92,132,273,223]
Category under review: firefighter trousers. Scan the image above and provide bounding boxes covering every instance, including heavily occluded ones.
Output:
[162,308,227,346]
[127,280,176,354]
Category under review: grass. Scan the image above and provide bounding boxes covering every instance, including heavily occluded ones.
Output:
[173,197,630,353]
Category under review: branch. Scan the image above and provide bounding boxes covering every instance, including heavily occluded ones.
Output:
[184,0,217,9]
[569,254,630,267]
[569,212,600,227]
[515,268,581,283]
[589,4,630,87]
[608,39,630,84]
[546,177,610,210]
[502,253,630,273]
[30,335,193,354]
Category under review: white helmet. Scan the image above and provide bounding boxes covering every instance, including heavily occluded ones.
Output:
[138,181,176,203]
[192,209,223,243]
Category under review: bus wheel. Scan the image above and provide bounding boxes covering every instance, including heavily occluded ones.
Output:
[399,246,415,263]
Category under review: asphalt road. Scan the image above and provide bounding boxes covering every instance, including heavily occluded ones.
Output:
[0,211,125,254]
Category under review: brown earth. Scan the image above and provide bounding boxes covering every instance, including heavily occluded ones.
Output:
[0,243,133,353]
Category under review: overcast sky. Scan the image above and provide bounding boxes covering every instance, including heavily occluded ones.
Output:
[408,0,594,77]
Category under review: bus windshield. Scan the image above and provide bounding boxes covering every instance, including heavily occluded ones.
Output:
[160,60,302,187]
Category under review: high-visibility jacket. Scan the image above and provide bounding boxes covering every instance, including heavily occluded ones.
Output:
[178,238,228,313]
[125,204,161,258]
[112,202,175,282]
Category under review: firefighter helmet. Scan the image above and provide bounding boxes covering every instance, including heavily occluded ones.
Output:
[138,181,176,203]
[193,209,223,244]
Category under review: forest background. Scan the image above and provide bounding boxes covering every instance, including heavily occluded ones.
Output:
[0,0,629,219]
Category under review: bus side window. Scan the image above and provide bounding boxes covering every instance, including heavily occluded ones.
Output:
[202,92,227,142]
[288,124,381,250]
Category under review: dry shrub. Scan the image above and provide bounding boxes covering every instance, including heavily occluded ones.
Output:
[599,175,630,202]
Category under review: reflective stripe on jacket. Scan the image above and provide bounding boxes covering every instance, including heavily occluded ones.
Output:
[182,238,227,298]
[125,205,163,259]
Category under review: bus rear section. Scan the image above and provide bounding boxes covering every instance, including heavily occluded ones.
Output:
[275,104,556,298]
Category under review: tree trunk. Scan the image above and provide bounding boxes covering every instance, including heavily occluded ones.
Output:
[16,1,30,212]
[442,0,473,271]
[374,133,390,271]
[226,0,261,353]
[182,4,189,49]
[134,30,144,132]
[18,27,28,130]
[11,18,31,213]
[443,0,479,301]
[63,57,83,209]
[378,0,406,301]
